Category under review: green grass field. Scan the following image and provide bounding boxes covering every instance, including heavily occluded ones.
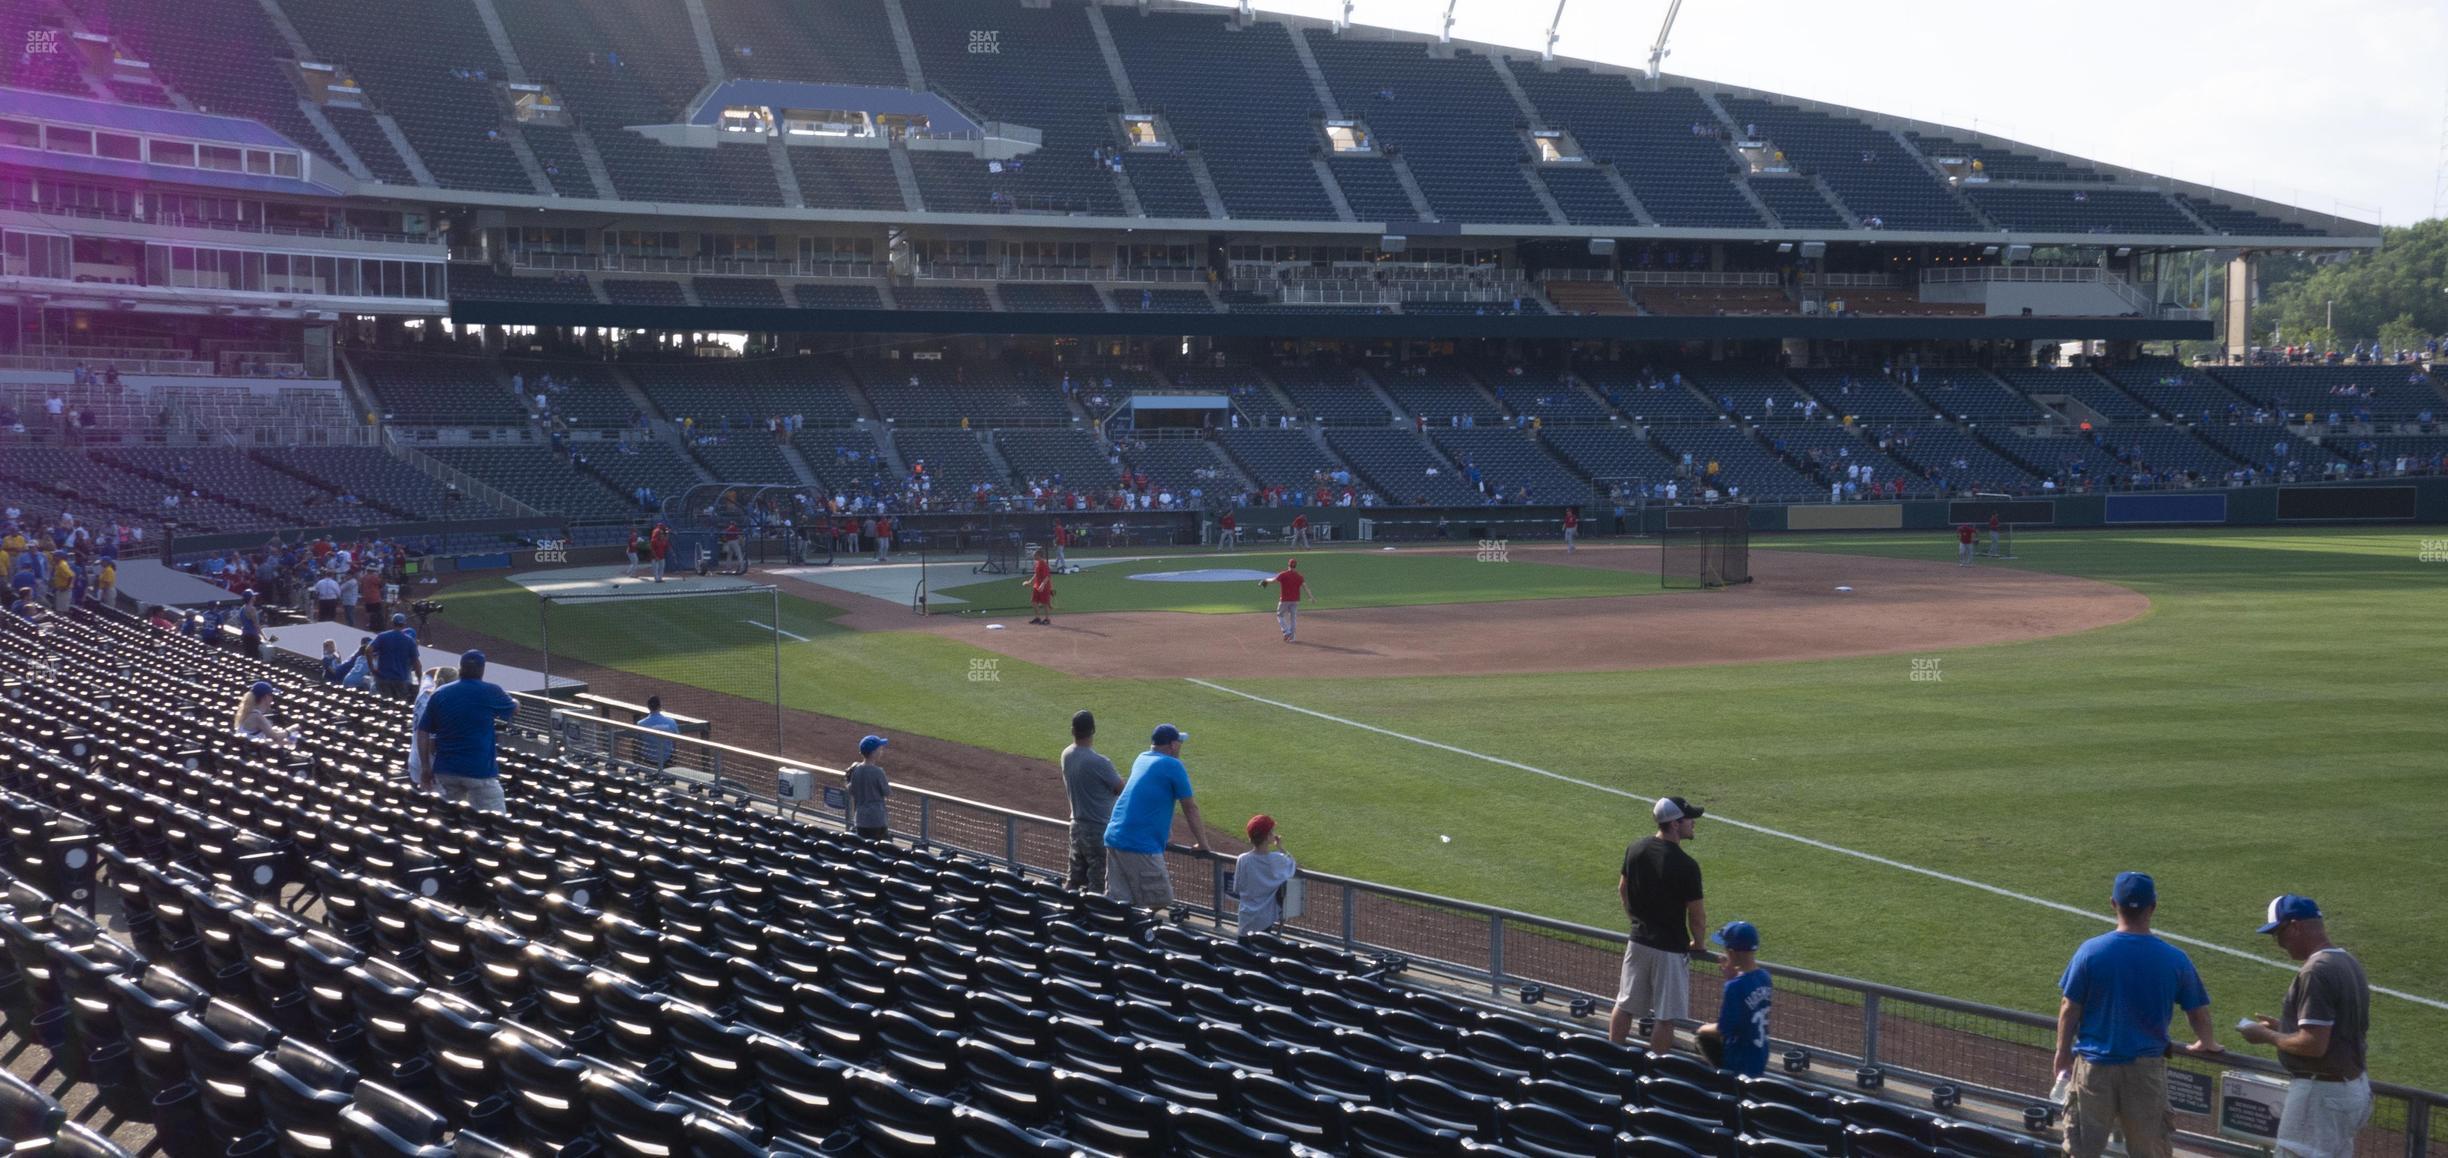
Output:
[442,528,2448,1088]
[930,548,1658,614]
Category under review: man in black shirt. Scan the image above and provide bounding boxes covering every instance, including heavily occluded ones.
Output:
[1612,795,1709,1053]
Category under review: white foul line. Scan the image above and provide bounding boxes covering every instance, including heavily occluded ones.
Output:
[743,619,810,643]
[1185,677,2448,1012]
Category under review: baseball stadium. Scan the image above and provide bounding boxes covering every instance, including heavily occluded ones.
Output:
[0,0,2442,1156]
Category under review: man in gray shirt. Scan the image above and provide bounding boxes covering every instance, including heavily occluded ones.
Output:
[1060,710,1122,893]
[846,734,891,840]
[2242,894,2371,1158]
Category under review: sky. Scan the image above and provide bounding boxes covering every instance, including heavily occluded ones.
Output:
[1179,0,2444,229]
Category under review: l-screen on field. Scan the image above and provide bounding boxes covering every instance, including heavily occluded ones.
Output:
[444,528,2448,1083]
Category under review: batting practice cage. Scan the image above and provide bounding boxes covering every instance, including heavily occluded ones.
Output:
[1660,507,1754,589]
[536,583,786,753]
[674,482,835,571]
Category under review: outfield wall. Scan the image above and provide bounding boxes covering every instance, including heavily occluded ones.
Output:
[1698,476,2448,536]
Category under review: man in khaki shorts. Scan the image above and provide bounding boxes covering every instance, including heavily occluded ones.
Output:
[1611,796,1708,1054]
[1101,724,1208,911]
[2053,872,2225,1158]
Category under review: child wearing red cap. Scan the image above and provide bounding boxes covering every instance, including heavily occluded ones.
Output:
[1232,814,1299,938]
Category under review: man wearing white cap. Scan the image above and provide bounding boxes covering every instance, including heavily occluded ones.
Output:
[1611,795,1707,1054]
[2241,895,2371,1158]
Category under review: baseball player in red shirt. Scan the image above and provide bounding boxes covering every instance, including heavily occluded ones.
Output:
[1290,513,1313,549]
[1563,507,1581,554]
[649,523,671,582]
[1024,553,1055,625]
[1052,518,1070,569]
[1987,513,2002,557]
[1957,523,1976,567]
[1216,510,1239,550]
[1260,557,1312,642]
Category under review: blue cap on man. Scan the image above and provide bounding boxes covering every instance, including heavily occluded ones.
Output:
[2112,871,2156,910]
[460,649,486,677]
[859,735,887,756]
[2257,894,2321,933]
[393,612,408,625]
[1710,920,1760,952]
[1151,724,1188,746]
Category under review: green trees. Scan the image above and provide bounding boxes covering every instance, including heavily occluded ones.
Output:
[2254,218,2448,350]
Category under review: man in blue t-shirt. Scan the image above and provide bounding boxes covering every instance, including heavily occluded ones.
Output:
[369,613,424,701]
[2055,872,2224,1158]
[413,649,517,813]
[1101,724,1209,911]
[1696,920,1773,1076]
[636,695,681,769]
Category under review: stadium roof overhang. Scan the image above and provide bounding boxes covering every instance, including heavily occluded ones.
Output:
[444,298,2212,344]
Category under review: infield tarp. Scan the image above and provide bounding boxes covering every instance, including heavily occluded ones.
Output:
[1787,503,1904,531]
[2104,493,2229,524]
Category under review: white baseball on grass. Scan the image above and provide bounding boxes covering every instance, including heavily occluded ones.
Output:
[1439,834,1451,843]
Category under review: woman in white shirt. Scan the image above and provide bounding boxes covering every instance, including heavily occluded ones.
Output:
[404,666,457,791]
[1232,814,1299,938]
[232,680,293,744]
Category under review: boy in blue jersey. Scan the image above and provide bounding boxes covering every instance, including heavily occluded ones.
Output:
[1696,920,1773,1076]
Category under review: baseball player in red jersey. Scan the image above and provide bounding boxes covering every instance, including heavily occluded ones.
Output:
[1259,557,1312,642]
[1563,507,1581,553]
[1957,523,1976,567]
[1987,513,2001,557]
[1052,518,1070,569]
[1025,554,1055,625]
[1216,511,1239,550]
[1290,513,1313,549]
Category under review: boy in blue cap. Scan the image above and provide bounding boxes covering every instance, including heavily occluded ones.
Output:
[1695,920,1773,1076]
[2054,871,2224,1158]
[846,735,892,840]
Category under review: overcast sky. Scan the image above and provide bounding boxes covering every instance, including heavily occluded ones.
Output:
[1178,0,2443,229]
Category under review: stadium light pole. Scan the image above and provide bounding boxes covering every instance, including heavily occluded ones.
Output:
[1644,0,1685,81]
[1440,0,1458,43]
[1542,0,1566,61]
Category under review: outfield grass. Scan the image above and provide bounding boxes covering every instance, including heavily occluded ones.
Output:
[442,528,2448,1088]
[930,547,1660,614]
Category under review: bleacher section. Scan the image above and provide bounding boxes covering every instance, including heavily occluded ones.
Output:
[857,363,1070,428]
[1718,96,1980,231]
[1543,426,1684,491]
[602,279,688,307]
[2097,359,2252,422]
[1117,437,1238,496]
[901,0,1124,217]
[1545,281,1637,316]
[1164,366,1287,425]
[678,432,795,487]
[790,148,905,211]
[1122,154,1212,219]
[504,361,639,432]
[257,446,477,517]
[1378,366,1504,426]
[889,428,998,495]
[792,428,888,493]
[1962,186,2201,235]
[1746,176,1848,229]
[1911,371,2051,423]
[0,446,269,532]
[1634,287,1794,316]
[523,124,602,198]
[1683,367,1807,422]
[2209,365,2446,422]
[354,354,527,426]
[1327,428,1484,505]
[281,0,537,193]
[628,358,866,430]
[420,444,632,519]
[2179,195,2324,237]
[692,278,786,309]
[448,265,601,305]
[793,283,886,310]
[1219,429,1355,494]
[1114,288,1215,314]
[1486,373,1613,424]
[1647,425,1822,501]
[893,285,993,312]
[1538,166,1641,225]
[1274,368,1396,426]
[994,429,1121,489]
[1431,429,1594,504]
[701,0,904,87]
[92,0,338,167]
[96,446,386,526]
[997,283,1106,313]
[1509,66,1761,228]
[320,105,419,186]
[1328,157,1423,223]
[1790,370,1938,422]
[1583,370,1721,422]
[1105,10,1335,221]
[1887,425,2047,492]
[2333,435,2448,474]
[1306,36,1545,224]
[1,0,87,94]
[1754,422,1887,486]
[1998,367,2150,423]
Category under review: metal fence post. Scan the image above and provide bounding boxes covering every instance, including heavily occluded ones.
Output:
[2403,1096,2428,1158]
[1003,816,1017,867]
[1211,856,1226,929]
[919,797,931,846]
[1489,914,1505,996]
[1341,886,1355,950]
[1861,993,1881,1069]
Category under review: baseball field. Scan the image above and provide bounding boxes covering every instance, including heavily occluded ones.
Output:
[431,526,2448,1088]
